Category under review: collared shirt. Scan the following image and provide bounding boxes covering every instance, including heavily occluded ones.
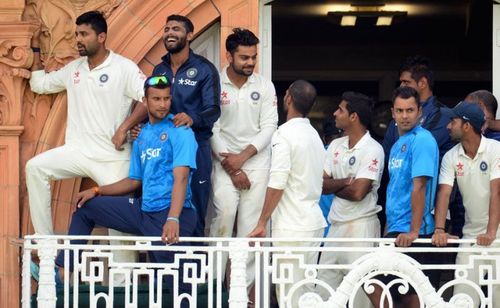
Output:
[324,132,384,222]
[153,49,221,143]
[210,67,278,169]
[268,118,327,232]
[129,114,198,212]
[386,125,439,235]
[439,136,500,237]
[382,96,454,162]
[30,51,145,161]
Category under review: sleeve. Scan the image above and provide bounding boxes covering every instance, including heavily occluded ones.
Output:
[356,144,385,182]
[438,149,455,186]
[128,139,143,180]
[411,132,439,179]
[171,127,198,169]
[490,141,500,181]
[249,81,278,152]
[268,131,291,190]
[29,68,69,94]
[187,63,221,129]
[382,120,398,164]
[323,142,334,177]
[209,119,229,162]
[124,61,146,101]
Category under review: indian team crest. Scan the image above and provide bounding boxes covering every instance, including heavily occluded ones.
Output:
[186,68,198,78]
[99,74,109,83]
[401,144,407,152]
[251,91,261,100]
[349,156,356,166]
[160,132,168,142]
[480,161,488,171]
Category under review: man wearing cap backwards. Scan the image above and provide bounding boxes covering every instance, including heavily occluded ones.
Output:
[208,28,278,292]
[54,76,198,295]
[432,102,500,307]
[153,14,221,237]
[249,80,327,308]
[315,92,384,305]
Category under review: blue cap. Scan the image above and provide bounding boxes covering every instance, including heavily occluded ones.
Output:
[441,101,485,132]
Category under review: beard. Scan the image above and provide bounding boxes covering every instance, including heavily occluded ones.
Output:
[231,63,254,77]
[164,36,187,54]
[77,43,97,57]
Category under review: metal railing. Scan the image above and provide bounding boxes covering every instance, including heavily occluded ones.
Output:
[22,236,500,307]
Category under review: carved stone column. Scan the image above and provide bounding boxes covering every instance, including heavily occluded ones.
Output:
[0,18,37,308]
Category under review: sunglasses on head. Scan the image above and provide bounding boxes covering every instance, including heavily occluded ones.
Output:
[145,76,169,87]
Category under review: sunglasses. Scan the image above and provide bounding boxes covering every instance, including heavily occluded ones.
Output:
[145,76,169,87]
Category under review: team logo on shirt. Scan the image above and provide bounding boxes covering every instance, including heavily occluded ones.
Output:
[480,161,488,172]
[160,132,168,141]
[349,156,356,166]
[99,74,109,83]
[250,91,260,101]
[456,162,464,176]
[401,144,407,152]
[186,68,198,78]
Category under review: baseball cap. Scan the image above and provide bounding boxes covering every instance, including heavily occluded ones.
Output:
[441,101,485,132]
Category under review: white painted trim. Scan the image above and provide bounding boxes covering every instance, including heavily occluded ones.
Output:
[493,4,500,119]
[259,0,272,80]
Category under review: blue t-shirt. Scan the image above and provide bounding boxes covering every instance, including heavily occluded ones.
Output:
[129,114,198,212]
[386,125,438,235]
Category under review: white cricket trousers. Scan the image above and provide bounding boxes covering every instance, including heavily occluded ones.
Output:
[25,145,137,284]
[316,214,380,307]
[208,163,269,288]
[272,228,324,308]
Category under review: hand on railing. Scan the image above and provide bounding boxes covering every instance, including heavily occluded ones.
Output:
[162,219,180,244]
[395,232,418,247]
[431,229,458,247]
[477,232,496,246]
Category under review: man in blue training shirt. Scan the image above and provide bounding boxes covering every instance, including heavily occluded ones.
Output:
[153,14,221,237]
[54,75,198,294]
[372,86,439,308]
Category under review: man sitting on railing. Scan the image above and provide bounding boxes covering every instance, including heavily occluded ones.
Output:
[433,102,500,307]
[52,75,198,293]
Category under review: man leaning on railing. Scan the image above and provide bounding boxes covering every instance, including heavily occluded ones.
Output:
[433,102,500,308]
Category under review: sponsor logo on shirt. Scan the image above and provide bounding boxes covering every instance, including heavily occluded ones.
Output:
[73,71,80,84]
[389,158,403,169]
[221,91,230,105]
[141,148,161,163]
[456,162,464,176]
[368,158,379,172]
[178,78,197,86]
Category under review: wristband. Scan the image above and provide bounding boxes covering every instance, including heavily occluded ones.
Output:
[435,227,445,231]
[32,47,40,52]
[92,186,101,196]
[167,217,179,224]
[234,170,242,176]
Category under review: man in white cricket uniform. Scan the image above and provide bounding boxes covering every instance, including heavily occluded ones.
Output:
[26,11,146,282]
[249,80,327,308]
[209,28,278,288]
[432,102,500,307]
[316,92,384,303]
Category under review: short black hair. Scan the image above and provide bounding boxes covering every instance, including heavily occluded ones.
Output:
[289,80,317,116]
[466,90,498,116]
[167,15,194,34]
[144,76,171,97]
[76,11,107,34]
[399,55,435,90]
[225,28,260,54]
[392,86,421,108]
[341,91,374,128]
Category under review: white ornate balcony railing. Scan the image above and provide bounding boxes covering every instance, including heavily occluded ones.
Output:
[21,236,500,308]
